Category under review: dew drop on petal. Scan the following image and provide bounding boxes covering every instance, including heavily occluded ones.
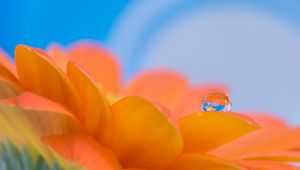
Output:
[201,93,231,112]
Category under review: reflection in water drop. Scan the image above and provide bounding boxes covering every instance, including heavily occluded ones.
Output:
[201,93,231,112]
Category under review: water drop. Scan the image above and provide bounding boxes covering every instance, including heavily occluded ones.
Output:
[201,93,231,112]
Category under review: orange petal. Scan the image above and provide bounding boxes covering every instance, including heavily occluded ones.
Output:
[123,70,188,113]
[179,111,260,152]
[0,62,18,82]
[211,115,300,158]
[244,127,300,154]
[249,114,289,129]
[42,134,121,170]
[210,130,288,159]
[175,84,228,118]
[47,43,68,71]
[238,160,300,170]
[111,96,183,169]
[15,45,83,119]
[1,92,84,136]
[167,153,243,170]
[242,150,300,162]
[67,61,113,146]
[0,48,16,74]
[67,41,121,94]
[245,115,300,151]
[0,77,24,99]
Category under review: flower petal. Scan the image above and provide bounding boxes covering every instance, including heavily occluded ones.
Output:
[0,77,23,99]
[1,92,84,136]
[211,115,300,159]
[0,48,16,74]
[47,43,68,71]
[123,70,188,113]
[67,41,121,94]
[15,45,83,119]
[238,160,300,170]
[42,134,121,170]
[243,151,300,162]
[0,63,18,82]
[67,61,113,146]
[179,111,260,152]
[111,96,183,169]
[175,84,228,118]
[167,153,243,170]
[241,115,300,152]
[244,128,300,154]
[249,114,289,128]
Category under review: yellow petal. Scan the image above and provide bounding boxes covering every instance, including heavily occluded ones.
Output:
[15,45,83,119]
[0,77,23,99]
[67,61,113,146]
[179,111,260,152]
[1,92,84,136]
[167,153,243,170]
[111,96,183,169]
[42,134,121,170]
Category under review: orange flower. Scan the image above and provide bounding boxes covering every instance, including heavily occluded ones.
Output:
[211,114,300,169]
[0,41,299,170]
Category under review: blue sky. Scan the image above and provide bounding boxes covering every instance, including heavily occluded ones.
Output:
[0,0,128,53]
[1,0,300,124]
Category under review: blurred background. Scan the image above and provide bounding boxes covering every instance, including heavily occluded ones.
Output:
[1,0,300,124]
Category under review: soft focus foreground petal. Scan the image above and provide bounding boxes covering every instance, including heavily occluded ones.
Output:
[175,84,228,118]
[47,43,68,71]
[211,115,300,158]
[111,97,183,169]
[238,160,300,170]
[0,105,46,153]
[67,62,113,146]
[43,134,121,170]
[123,70,188,113]
[67,42,121,94]
[0,77,23,99]
[167,153,243,170]
[15,45,83,119]
[0,106,84,170]
[0,48,15,74]
[0,63,18,82]
[179,111,260,152]
[1,92,84,136]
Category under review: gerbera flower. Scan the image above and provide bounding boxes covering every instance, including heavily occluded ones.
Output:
[0,41,299,169]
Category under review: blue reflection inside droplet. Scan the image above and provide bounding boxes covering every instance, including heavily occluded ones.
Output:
[202,102,227,112]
